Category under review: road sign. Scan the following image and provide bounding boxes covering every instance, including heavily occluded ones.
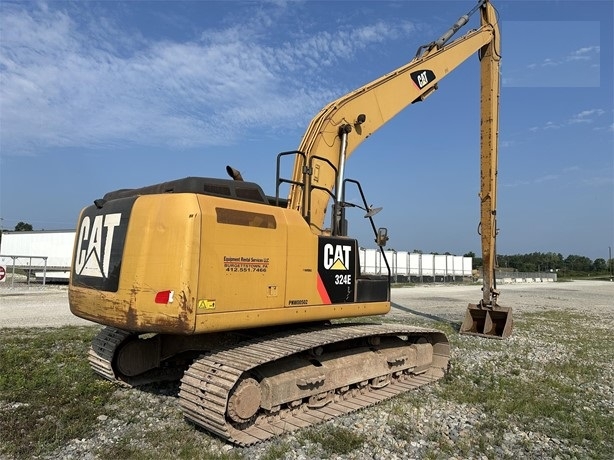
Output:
[0,265,6,282]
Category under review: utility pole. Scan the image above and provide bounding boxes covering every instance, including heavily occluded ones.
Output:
[609,246,612,282]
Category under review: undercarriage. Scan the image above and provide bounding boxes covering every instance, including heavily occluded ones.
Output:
[88,323,449,445]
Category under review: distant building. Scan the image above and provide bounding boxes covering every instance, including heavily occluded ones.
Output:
[0,230,74,281]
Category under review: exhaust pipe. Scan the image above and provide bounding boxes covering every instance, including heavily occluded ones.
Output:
[226,165,244,181]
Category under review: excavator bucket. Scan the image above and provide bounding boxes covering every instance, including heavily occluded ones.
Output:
[460,304,513,339]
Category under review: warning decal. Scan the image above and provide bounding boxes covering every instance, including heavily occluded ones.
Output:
[198,299,216,310]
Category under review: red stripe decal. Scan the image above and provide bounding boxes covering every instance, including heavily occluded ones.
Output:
[317,274,331,304]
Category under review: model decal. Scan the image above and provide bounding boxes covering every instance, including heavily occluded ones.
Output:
[318,237,357,303]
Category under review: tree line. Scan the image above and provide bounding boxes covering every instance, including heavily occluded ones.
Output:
[464,251,613,276]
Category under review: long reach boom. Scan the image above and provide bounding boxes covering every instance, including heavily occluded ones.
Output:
[287,0,512,337]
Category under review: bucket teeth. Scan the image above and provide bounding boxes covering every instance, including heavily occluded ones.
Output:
[459,304,513,339]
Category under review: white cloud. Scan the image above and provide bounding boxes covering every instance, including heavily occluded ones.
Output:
[0,2,415,155]
[530,109,606,131]
[527,45,600,69]
[568,109,605,124]
[534,174,559,183]
[581,176,614,187]
[500,140,514,148]
[503,166,608,188]
[567,46,600,61]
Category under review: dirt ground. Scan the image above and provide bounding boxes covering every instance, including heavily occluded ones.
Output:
[1,280,612,329]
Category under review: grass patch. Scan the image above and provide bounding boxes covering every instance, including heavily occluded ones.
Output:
[96,433,244,460]
[433,309,614,459]
[0,326,242,460]
[297,425,364,456]
[259,441,292,460]
[0,326,115,459]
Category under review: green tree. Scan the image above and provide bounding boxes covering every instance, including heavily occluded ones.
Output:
[564,254,592,273]
[592,258,607,272]
[14,222,33,231]
[465,251,482,267]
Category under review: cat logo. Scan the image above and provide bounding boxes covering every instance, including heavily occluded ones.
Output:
[74,213,122,278]
[410,69,436,90]
[323,243,352,271]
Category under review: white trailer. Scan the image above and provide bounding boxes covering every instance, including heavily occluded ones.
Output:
[0,230,75,281]
[358,248,472,281]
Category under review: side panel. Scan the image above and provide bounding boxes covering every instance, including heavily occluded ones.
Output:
[193,204,389,333]
[195,196,289,314]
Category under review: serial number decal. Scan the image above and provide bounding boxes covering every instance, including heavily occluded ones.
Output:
[224,256,269,273]
[288,299,308,306]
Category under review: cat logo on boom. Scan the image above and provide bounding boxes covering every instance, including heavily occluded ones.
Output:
[410,69,436,89]
[74,213,121,278]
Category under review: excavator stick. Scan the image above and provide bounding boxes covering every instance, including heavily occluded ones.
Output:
[460,303,513,339]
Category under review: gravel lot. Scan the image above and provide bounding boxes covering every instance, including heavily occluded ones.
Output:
[1,280,613,459]
[2,280,612,328]
[0,284,93,328]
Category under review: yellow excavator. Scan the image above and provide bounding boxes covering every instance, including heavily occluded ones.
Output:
[69,0,511,445]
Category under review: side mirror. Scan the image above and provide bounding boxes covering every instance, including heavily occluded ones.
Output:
[376,227,389,247]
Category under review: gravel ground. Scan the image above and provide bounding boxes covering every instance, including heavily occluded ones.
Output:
[1,280,613,459]
[0,284,93,328]
[2,280,612,329]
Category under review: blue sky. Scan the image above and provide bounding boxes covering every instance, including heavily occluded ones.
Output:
[1,0,612,261]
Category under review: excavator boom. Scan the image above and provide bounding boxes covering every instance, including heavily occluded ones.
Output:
[285,0,512,338]
[459,2,512,338]
[288,1,495,232]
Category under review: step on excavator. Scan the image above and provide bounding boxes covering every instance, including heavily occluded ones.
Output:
[69,0,511,445]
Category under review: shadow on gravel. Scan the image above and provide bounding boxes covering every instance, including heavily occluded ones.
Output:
[138,380,181,398]
[391,302,462,332]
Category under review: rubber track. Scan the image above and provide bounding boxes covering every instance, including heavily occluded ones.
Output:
[179,323,449,446]
[88,327,183,387]
[88,327,132,384]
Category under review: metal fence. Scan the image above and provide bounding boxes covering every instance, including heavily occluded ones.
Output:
[493,271,557,283]
[0,255,50,288]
